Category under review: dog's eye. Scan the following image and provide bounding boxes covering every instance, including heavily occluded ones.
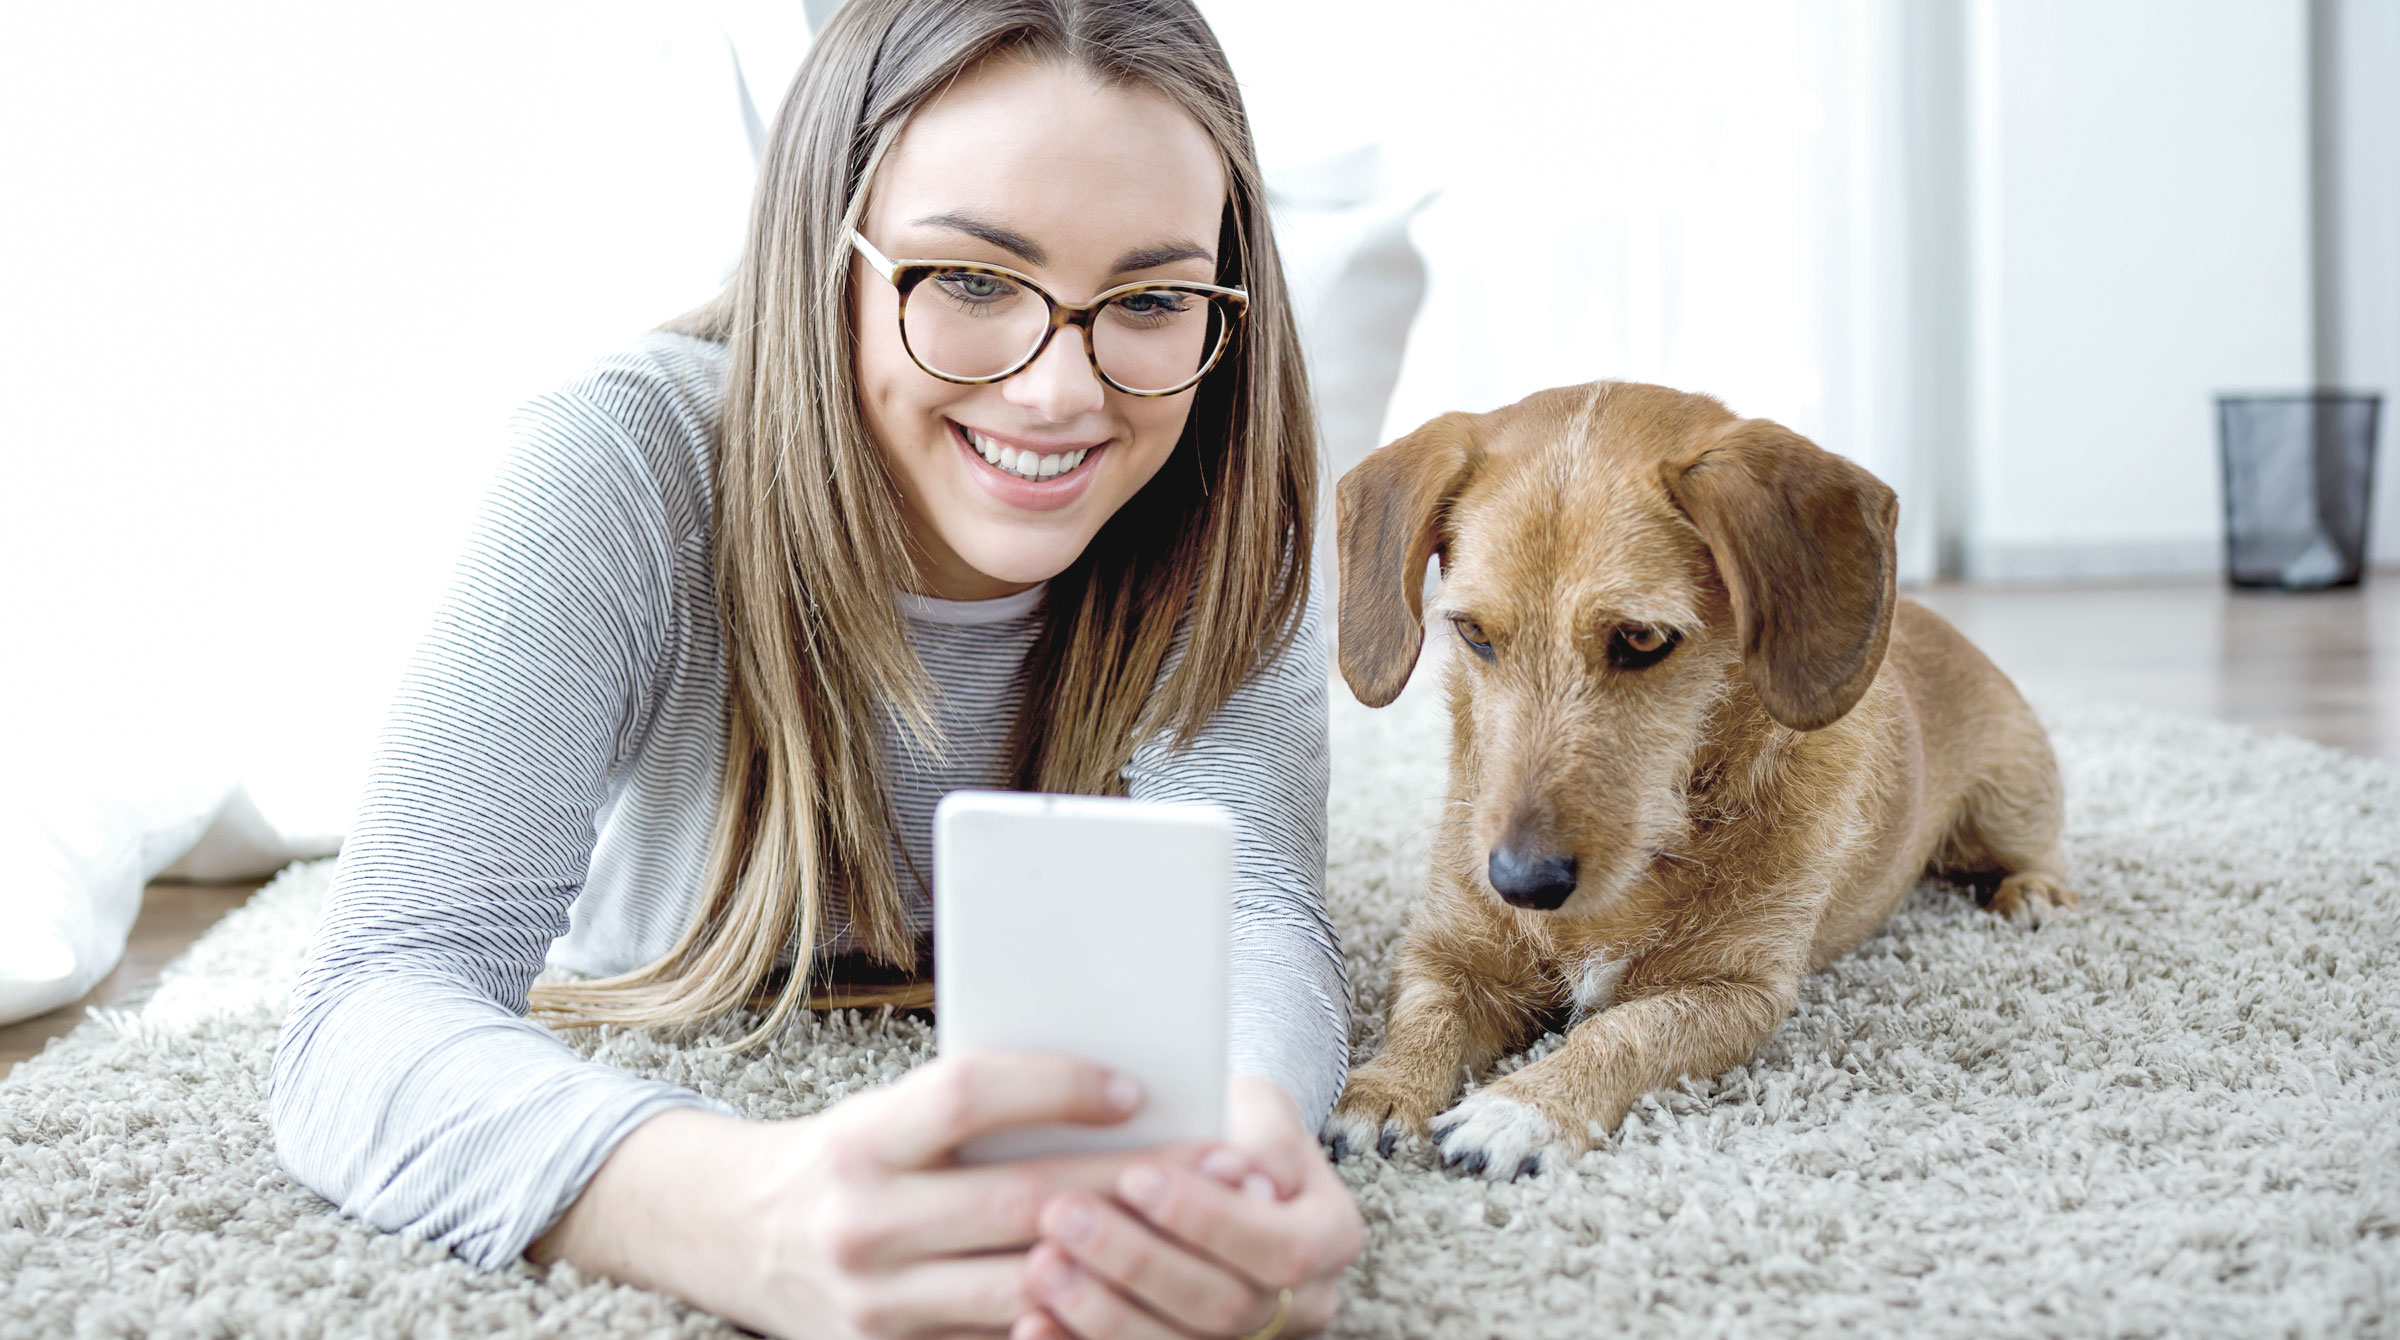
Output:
[1608,624,1678,670]
[1452,616,1494,660]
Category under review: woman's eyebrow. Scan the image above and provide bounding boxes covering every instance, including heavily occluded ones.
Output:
[1111,242,1212,274]
[907,212,1212,275]
[911,212,1046,265]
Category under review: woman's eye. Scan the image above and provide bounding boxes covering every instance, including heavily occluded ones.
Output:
[1607,624,1678,670]
[1116,291,1190,316]
[1453,617,1493,660]
[1108,291,1195,327]
[934,271,1013,302]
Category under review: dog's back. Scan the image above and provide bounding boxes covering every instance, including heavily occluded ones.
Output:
[1885,598,2072,913]
[1802,597,2068,966]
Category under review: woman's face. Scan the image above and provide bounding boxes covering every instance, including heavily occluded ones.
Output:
[854,56,1229,601]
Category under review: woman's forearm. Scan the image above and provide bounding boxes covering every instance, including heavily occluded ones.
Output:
[268,968,724,1269]
[528,1107,779,1326]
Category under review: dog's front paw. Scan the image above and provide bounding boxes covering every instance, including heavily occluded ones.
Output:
[1322,1065,1447,1162]
[1428,1088,1580,1182]
[1988,871,2082,928]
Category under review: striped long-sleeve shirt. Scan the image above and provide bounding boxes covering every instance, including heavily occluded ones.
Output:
[267,330,1348,1271]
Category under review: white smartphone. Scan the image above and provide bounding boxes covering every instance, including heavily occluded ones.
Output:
[932,790,1231,1163]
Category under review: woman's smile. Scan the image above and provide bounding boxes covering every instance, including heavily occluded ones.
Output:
[947,417,1109,512]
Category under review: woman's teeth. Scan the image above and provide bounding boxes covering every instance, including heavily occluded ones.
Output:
[963,425,1090,482]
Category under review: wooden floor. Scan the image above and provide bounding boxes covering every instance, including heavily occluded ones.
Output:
[3,574,2392,1081]
[1,879,264,1076]
[1910,574,2399,763]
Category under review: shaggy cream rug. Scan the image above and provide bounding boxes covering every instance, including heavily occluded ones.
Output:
[3,683,2396,1338]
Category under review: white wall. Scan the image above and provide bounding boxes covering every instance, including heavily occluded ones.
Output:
[2323,0,2400,568]
[1961,0,2316,581]
[0,3,765,837]
[5,0,2390,862]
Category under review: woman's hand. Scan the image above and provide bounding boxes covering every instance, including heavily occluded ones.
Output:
[534,1050,1189,1338]
[1019,1075,1364,1338]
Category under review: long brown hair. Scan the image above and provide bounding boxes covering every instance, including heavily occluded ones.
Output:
[530,0,1316,1043]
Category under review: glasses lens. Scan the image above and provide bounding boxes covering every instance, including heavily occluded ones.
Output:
[1091,289,1226,393]
[902,269,1050,380]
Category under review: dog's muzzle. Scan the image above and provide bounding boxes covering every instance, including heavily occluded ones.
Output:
[1488,843,1579,910]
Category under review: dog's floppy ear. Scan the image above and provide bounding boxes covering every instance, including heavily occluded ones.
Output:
[1336,411,1483,707]
[1662,417,1898,731]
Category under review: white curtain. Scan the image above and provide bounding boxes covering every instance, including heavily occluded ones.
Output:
[1205,0,1933,578]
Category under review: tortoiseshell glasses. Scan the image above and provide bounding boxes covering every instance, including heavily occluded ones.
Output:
[850,229,1248,397]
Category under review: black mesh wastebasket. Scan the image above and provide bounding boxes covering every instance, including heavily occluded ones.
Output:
[2216,392,2382,589]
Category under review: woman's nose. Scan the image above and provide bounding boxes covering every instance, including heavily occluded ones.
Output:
[1002,326,1108,422]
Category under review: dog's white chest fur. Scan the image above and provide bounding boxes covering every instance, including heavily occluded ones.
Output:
[1569,952,1629,1022]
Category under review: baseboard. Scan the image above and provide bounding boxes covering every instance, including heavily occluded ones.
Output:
[1962,537,2225,582]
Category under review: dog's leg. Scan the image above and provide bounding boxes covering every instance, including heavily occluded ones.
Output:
[1947,716,2081,927]
[1987,860,2077,925]
[1429,973,1794,1180]
[1324,932,1542,1161]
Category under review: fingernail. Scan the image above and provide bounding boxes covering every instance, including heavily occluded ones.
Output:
[1243,1172,1278,1202]
[1056,1202,1094,1244]
[1200,1148,1247,1184]
[1040,1256,1078,1297]
[1120,1164,1166,1209]
[1105,1074,1144,1114]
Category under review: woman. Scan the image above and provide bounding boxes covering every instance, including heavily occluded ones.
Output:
[268,1,1365,1336]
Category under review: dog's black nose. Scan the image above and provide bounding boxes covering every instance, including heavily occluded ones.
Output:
[1488,845,1578,909]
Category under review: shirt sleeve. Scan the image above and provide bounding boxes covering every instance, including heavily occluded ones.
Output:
[268,385,729,1272]
[1121,575,1349,1134]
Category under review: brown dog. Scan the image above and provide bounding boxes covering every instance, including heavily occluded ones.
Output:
[1322,382,2078,1180]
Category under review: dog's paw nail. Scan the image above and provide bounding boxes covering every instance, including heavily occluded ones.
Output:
[1513,1155,1541,1180]
[1324,1133,1350,1161]
[1458,1149,1489,1176]
[1376,1128,1399,1159]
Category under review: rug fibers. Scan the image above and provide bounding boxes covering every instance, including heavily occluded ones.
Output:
[2,683,2395,1338]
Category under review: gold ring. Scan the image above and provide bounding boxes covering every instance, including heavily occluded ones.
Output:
[1240,1287,1293,1340]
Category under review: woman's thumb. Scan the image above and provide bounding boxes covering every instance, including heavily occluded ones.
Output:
[1225,1077,1313,1199]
